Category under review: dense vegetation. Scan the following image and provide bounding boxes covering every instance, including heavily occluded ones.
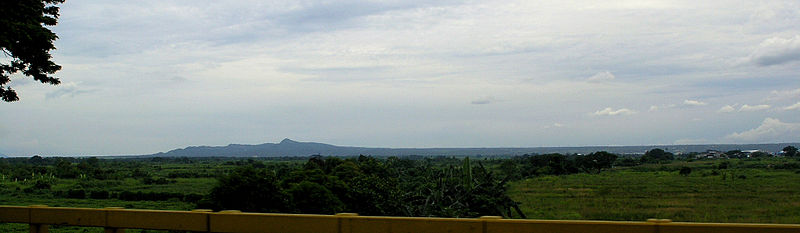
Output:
[196,155,524,217]
[2,148,800,232]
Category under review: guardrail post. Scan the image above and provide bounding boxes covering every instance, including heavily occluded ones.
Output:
[647,218,672,233]
[336,213,358,233]
[28,205,48,233]
[479,216,502,233]
[192,209,213,232]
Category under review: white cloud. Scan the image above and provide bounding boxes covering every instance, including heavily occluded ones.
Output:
[749,35,800,66]
[683,99,707,106]
[739,104,771,112]
[586,71,615,82]
[725,118,800,143]
[649,104,677,111]
[784,102,800,110]
[767,88,800,101]
[543,122,565,129]
[45,82,93,99]
[718,105,736,113]
[591,107,636,116]
[471,96,497,105]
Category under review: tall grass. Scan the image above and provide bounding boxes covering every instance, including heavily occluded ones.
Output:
[508,160,800,223]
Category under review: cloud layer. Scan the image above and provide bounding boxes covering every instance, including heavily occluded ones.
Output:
[749,36,800,66]
[726,118,800,143]
[2,0,800,156]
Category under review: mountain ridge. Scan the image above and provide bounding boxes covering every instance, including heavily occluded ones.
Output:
[143,139,800,157]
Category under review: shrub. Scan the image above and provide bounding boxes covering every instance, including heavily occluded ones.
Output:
[89,190,109,199]
[679,167,692,176]
[67,189,86,199]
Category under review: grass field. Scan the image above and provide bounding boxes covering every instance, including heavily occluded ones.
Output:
[508,159,800,223]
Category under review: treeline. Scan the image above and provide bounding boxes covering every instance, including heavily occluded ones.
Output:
[15,148,799,218]
[496,151,618,180]
[197,155,525,218]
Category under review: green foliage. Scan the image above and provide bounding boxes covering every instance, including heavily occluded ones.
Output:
[4,154,800,226]
[89,190,109,199]
[197,156,522,218]
[0,0,64,101]
[198,166,290,213]
[679,166,692,176]
[750,151,771,158]
[782,146,798,157]
[288,181,344,214]
[66,189,86,199]
[641,148,674,164]
[577,151,618,173]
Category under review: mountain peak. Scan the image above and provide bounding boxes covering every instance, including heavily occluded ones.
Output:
[280,138,298,144]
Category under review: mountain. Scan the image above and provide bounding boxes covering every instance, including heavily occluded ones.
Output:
[144,139,800,157]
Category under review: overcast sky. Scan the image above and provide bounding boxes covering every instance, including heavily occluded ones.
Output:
[2,0,800,156]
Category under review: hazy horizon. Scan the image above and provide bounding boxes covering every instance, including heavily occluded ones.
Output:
[3,138,799,157]
[2,1,799,156]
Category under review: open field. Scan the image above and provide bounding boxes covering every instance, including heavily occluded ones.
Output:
[508,159,800,223]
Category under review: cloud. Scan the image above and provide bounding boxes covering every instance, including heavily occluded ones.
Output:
[45,82,93,99]
[749,35,800,66]
[739,104,771,112]
[683,99,707,106]
[471,96,497,105]
[718,105,736,113]
[591,107,636,116]
[784,102,800,111]
[543,122,565,129]
[586,71,615,82]
[648,103,677,111]
[725,118,800,143]
[767,88,800,101]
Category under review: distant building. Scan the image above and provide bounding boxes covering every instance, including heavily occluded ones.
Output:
[696,150,725,159]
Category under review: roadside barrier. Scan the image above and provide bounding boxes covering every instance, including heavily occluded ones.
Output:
[1,205,799,233]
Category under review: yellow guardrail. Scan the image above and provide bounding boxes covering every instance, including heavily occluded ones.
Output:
[2,205,800,233]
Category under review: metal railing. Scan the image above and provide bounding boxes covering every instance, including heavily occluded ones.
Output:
[2,205,800,233]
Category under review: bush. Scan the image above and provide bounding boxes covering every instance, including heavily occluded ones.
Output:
[197,166,290,213]
[67,189,86,199]
[142,176,173,185]
[717,161,730,169]
[89,190,109,199]
[679,167,692,176]
[33,179,52,190]
[183,193,204,203]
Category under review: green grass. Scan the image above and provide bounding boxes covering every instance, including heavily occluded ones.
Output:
[508,160,800,223]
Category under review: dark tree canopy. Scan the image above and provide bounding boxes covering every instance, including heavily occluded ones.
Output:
[783,146,798,157]
[640,148,674,164]
[0,0,64,102]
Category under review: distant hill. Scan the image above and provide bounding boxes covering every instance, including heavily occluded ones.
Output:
[143,139,800,157]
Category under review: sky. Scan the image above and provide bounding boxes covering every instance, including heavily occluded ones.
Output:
[1,0,800,156]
